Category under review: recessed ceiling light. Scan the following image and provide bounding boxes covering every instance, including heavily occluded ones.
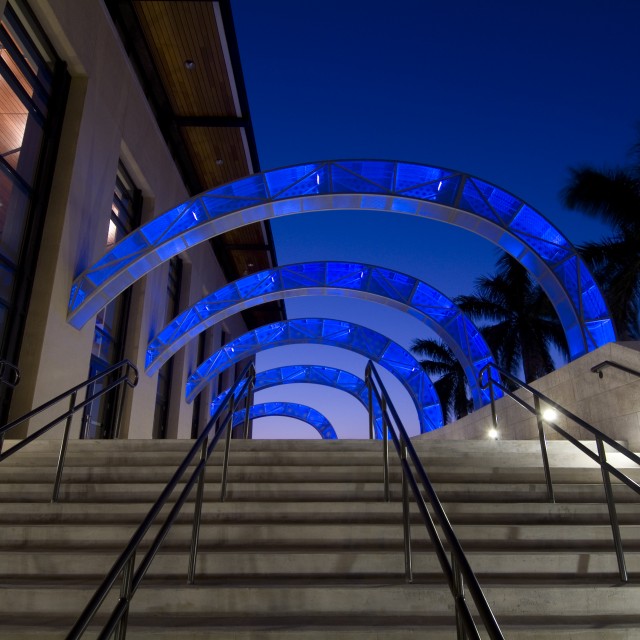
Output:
[184,59,195,70]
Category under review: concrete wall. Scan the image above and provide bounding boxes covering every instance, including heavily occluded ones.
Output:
[8,0,247,439]
[418,342,640,450]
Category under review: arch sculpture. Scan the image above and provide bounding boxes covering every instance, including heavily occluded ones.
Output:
[213,364,384,438]
[232,402,336,439]
[68,160,615,359]
[186,318,443,433]
[146,261,495,407]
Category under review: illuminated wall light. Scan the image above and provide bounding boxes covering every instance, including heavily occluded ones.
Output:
[488,428,499,439]
[542,408,558,422]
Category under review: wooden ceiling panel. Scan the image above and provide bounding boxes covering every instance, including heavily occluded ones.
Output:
[181,125,248,188]
[133,1,237,117]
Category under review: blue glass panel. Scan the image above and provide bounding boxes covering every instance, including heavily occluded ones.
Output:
[264,164,326,198]
[331,164,389,194]
[410,282,453,311]
[87,232,150,286]
[471,179,522,225]
[511,232,573,264]
[368,268,416,303]
[353,328,389,355]
[209,174,268,200]
[585,319,615,347]
[281,263,328,288]
[401,175,460,205]
[235,270,279,299]
[394,163,454,192]
[68,282,87,312]
[459,179,502,225]
[576,261,608,321]
[140,205,186,245]
[322,320,354,344]
[552,256,581,313]
[326,262,368,290]
[335,161,395,191]
[273,165,331,200]
[200,195,259,216]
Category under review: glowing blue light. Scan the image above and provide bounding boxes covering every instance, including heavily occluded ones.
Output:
[186,318,443,433]
[68,160,615,360]
[145,261,497,408]
[212,365,385,438]
[232,402,337,439]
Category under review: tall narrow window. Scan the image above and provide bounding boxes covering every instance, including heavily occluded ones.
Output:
[153,256,182,439]
[83,161,141,439]
[0,0,68,421]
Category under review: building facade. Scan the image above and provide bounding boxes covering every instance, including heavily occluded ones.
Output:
[0,0,279,439]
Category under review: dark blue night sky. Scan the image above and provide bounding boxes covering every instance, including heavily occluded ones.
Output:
[230,0,640,438]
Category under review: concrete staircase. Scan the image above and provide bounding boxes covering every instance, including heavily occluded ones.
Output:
[1,437,639,638]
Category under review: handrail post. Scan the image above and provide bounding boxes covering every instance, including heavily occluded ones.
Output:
[112,366,128,440]
[452,553,468,640]
[400,438,413,583]
[187,437,208,584]
[220,410,233,503]
[488,372,498,435]
[597,436,628,582]
[534,396,555,503]
[52,390,77,503]
[381,395,390,502]
[368,387,374,441]
[242,379,254,439]
[114,551,136,640]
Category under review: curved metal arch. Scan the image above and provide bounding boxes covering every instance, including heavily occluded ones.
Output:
[232,402,337,439]
[146,261,494,409]
[68,160,615,359]
[213,364,384,438]
[186,318,443,433]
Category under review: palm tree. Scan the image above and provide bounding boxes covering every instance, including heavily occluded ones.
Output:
[561,146,640,340]
[455,254,569,383]
[411,338,472,423]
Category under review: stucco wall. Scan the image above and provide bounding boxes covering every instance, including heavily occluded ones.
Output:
[8,0,247,439]
[419,342,640,450]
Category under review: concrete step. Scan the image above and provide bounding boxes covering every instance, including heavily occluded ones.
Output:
[1,620,638,640]
[1,480,635,503]
[1,583,638,619]
[3,464,639,485]
[3,548,638,579]
[1,521,638,550]
[1,500,637,525]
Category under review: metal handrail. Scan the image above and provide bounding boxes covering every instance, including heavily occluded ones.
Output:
[479,361,640,583]
[365,361,504,640]
[0,359,20,388]
[67,361,256,640]
[0,359,138,502]
[591,360,640,380]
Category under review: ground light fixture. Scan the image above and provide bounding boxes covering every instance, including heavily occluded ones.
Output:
[542,408,558,423]
[488,428,499,439]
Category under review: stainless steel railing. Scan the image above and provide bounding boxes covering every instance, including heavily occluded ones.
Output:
[66,361,256,640]
[0,359,20,388]
[0,359,138,502]
[591,360,640,380]
[365,361,504,640]
[479,361,640,583]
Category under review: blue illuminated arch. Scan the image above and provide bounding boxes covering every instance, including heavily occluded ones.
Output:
[186,318,443,433]
[146,261,495,407]
[68,160,615,359]
[232,402,337,439]
[214,364,384,438]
